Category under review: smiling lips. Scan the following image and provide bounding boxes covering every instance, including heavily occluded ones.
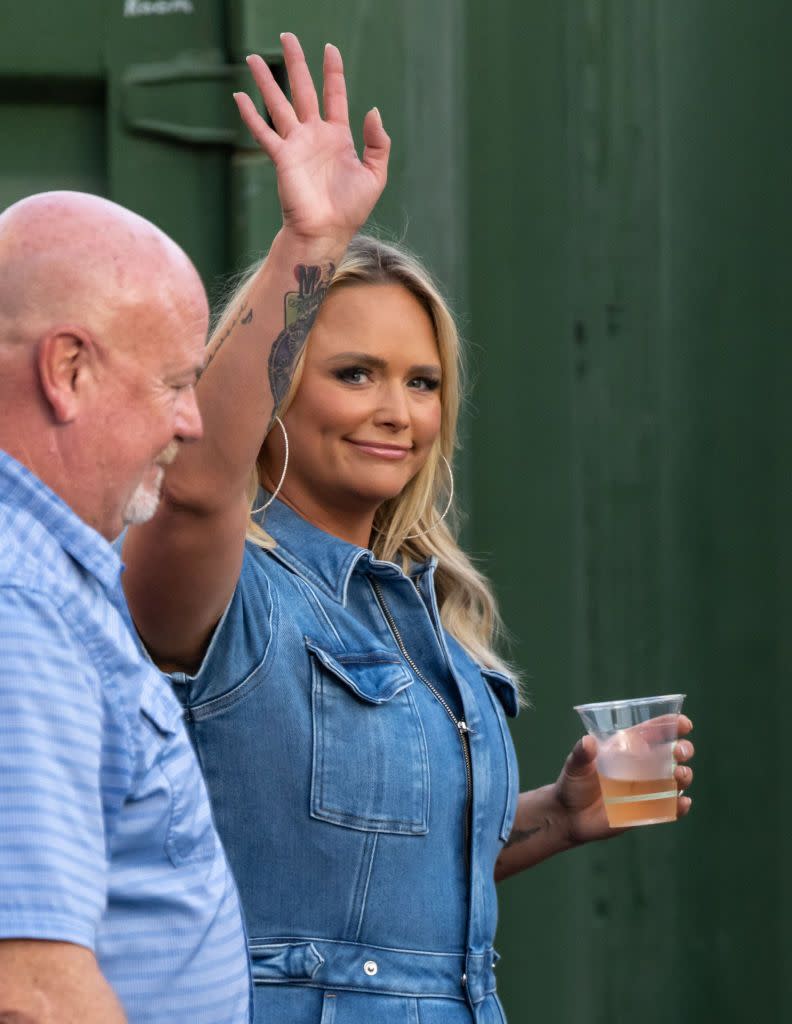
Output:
[346,439,412,460]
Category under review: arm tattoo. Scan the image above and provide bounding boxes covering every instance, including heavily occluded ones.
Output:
[204,300,254,371]
[268,262,335,417]
[503,825,542,849]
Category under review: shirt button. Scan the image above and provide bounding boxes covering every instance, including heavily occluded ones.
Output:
[461,972,467,988]
[363,960,378,976]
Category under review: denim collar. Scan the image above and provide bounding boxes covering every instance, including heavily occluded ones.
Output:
[0,449,121,592]
[255,495,434,606]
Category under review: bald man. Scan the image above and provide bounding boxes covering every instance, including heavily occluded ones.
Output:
[0,192,252,1023]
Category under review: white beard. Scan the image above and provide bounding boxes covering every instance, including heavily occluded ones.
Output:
[122,466,165,525]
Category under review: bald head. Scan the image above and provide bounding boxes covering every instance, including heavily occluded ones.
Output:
[0,191,207,538]
[0,191,206,349]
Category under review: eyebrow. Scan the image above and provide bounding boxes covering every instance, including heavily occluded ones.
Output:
[326,351,442,376]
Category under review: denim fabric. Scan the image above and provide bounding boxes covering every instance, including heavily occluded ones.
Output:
[171,497,520,1023]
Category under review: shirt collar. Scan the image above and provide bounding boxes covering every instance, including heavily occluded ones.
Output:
[0,449,122,591]
[255,495,434,605]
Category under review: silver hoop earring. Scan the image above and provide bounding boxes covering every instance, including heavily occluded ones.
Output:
[251,416,289,515]
[402,455,455,540]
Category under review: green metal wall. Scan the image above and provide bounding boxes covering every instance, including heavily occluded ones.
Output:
[1,1,789,1020]
[469,2,790,1020]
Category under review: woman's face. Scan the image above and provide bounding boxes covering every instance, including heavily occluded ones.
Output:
[265,282,443,522]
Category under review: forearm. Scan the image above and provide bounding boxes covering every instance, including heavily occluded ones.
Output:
[0,942,127,1024]
[163,227,345,513]
[494,784,579,882]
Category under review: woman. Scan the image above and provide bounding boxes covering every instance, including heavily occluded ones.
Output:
[122,34,694,1024]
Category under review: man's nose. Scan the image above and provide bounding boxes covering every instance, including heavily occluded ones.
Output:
[175,388,204,442]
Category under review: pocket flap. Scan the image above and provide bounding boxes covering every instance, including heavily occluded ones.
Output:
[248,940,324,981]
[305,638,412,704]
[139,675,183,736]
[482,669,520,718]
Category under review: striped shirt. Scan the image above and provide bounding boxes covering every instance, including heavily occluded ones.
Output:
[0,451,252,1023]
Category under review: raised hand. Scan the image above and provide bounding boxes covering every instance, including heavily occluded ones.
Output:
[233,33,390,245]
[556,715,695,845]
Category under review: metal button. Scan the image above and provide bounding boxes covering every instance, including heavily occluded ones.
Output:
[461,972,467,988]
[363,960,378,976]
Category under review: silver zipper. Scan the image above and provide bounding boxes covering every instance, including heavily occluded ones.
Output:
[370,577,473,857]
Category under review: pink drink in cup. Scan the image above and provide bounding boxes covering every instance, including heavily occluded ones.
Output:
[574,694,686,827]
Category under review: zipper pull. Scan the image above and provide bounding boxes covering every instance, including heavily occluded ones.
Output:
[457,720,469,735]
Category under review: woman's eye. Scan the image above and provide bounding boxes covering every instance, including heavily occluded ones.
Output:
[335,367,370,385]
[408,376,440,392]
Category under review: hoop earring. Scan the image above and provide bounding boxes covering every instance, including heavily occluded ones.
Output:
[402,455,455,540]
[251,416,289,515]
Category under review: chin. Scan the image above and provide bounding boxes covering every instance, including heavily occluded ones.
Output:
[122,473,164,526]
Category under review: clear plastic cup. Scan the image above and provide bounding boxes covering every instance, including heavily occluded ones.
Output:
[573,694,686,828]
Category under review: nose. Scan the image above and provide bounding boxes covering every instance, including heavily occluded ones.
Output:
[373,380,410,433]
[174,387,204,443]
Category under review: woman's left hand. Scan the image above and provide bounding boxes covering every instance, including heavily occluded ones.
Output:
[555,716,695,845]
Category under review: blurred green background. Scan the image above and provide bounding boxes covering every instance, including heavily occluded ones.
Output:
[2,1,787,1019]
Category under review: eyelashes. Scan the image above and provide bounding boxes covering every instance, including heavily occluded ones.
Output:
[413,377,440,391]
[333,367,440,391]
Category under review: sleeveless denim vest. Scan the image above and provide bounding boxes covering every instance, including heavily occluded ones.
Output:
[170,498,520,1024]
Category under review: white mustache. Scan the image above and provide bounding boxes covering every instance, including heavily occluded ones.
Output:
[155,441,180,467]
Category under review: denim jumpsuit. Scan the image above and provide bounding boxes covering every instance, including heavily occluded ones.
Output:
[170,498,520,1024]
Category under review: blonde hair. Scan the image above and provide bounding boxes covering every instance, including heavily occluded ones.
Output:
[217,235,516,680]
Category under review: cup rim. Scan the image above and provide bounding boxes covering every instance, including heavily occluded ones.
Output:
[573,693,686,713]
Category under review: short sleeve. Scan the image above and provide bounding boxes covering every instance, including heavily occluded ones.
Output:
[0,586,108,949]
[169,544,276,708]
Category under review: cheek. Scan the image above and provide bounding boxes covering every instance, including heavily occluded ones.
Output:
[413,397,443,444]
[290,384,370,437]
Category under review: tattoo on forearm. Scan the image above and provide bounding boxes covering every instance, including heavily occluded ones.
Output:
[268,262,335,417]
[503,825,543,849]
[205,300,254,371]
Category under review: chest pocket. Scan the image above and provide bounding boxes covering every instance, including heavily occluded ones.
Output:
[139,676,217,867]
[307,638,430,834]
[481,669,521,843]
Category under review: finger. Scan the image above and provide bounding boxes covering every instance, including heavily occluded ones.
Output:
[677,795,693,817]
[674,764,693,789]
[281,32,321,122]
[233,92,283,160]
[677,715,693,737]
[245,54,298,137]
[674,739,694,762]
[564,735,598,777]
[323,43,349,124]
[361,107,391,184]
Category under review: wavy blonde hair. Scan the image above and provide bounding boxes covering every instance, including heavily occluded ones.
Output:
[217,235,515,679]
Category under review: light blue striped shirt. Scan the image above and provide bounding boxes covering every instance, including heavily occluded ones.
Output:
[0,451,252,1023]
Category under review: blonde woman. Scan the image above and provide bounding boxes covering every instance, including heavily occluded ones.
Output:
[122,34,694,1024]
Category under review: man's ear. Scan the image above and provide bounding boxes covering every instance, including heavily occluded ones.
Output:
[36,328,96,424]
